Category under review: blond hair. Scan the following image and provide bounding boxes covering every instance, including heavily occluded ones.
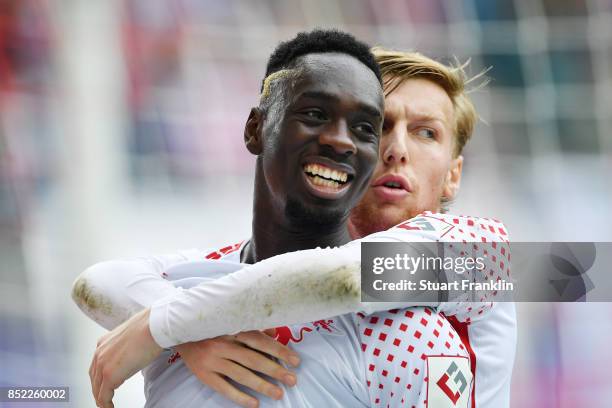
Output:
[373,47,486,156]
[260,69,294,99]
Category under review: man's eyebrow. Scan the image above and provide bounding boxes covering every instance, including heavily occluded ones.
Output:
[404,112,446,124]
[419,114,445,122]
[299,91,382,119]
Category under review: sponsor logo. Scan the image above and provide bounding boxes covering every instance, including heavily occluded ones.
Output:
[312,319,341,334]
[274,326,313,345]
[274,319,342,345]
[427,356,472,407]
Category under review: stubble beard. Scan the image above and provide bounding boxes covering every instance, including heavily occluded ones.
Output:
[349,199,422,238]
[284,197,347,231]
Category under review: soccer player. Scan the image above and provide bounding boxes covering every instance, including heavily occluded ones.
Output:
[76,34,512,408]
[349,49,517,408]
[156,51,515,407]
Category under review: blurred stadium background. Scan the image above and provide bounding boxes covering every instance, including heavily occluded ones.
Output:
[1,0,611,406]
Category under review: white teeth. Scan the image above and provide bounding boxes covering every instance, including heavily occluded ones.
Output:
[304,163,348,183]
[311,175,341,189]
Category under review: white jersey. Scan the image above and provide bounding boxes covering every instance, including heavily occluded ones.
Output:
[362,212,516,408]
[144,242,471,408]
[74,212,514,407]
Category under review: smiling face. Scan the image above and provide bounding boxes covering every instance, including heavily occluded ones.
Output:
[246,52,384,229]
[349,77,463,236]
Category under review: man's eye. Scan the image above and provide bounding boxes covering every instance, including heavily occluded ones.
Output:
[355,123,376,135]
[302,110,326,121]
[416,128,436,139]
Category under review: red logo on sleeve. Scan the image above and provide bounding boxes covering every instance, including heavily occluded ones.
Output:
[274,326,313,345]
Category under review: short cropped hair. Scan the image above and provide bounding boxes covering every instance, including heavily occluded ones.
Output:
[262,29,382,92]
[373,48,486,156]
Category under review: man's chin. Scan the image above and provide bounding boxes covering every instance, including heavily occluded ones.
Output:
[285,198,346,229]
[350,200,419,236]
[374,210,410,231]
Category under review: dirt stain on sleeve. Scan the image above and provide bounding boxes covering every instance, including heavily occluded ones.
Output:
[72,277,114,316]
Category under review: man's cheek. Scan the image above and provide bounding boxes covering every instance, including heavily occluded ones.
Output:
[422,173,444,205]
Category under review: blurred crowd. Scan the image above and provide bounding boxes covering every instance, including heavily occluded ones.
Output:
[1,1,611,406]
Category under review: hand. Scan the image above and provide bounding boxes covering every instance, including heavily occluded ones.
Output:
[176,329,300,408]
[89,308,162,408]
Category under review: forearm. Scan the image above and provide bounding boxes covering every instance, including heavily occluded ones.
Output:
[148,245,422,348]
[149,246,356,347]
[148,234,510,347]
[72,257,181,330]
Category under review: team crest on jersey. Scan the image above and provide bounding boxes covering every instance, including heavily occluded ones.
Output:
[426,356,472,407]
[395,215,454,238]
[274,319,342,345]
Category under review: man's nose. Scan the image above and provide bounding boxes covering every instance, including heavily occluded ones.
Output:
[382,128,409,164]
[318,120,357,156]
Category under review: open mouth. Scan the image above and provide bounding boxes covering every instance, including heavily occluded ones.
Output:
[303,163,352,190]
[301,162,355,200]
[371,174,411,201]
[381,180,403,189]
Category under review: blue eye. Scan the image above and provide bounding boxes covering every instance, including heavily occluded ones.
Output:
[416,128,436,139]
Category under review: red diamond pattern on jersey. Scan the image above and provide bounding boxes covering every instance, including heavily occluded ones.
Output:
[356,212,509,407]
[392,212,510,323]
[358,308,468,407]
[190,213,505,407]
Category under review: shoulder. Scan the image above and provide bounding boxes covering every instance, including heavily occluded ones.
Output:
[387,212,509,242]
[202,240,247,261]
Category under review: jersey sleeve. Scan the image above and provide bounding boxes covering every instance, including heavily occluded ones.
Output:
[371,212,511,322]
[148,245,365,347]
[147,243,432,348]
[147,213,510,347]
[71,249,209,330]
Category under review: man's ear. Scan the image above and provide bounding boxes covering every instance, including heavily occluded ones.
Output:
[244,107,264,155]
[442,155,463,201]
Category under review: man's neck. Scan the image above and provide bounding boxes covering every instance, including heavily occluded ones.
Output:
[243,219,351,264]
[242,185,352,264]
[348,204,443,240]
